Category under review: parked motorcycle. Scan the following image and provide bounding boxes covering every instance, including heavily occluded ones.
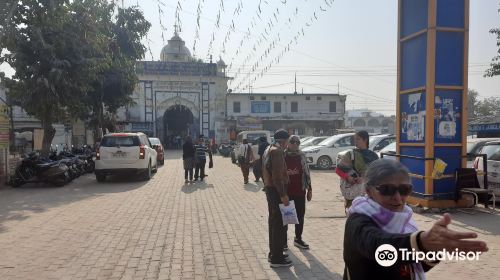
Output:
[71,146,95,174]
[10,153,70,188]
[50,151,86,179]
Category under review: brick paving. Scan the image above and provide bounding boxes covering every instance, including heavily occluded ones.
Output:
[0,151,499,280]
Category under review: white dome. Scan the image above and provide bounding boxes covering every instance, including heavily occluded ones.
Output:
[160,33,192,62]
[216,58,226,67]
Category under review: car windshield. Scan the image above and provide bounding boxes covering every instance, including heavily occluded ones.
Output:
[467,141,488,154]
[318,135,347,147]
[368,135,388,150]
[481,145,500,161]
[100,136,140,147]
[149,138,161,145]
[301,137,317,146]
[246,133,267,144]
[380,142,397,153]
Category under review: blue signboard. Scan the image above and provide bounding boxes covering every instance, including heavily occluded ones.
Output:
[251,101,271,113]
[470,123,500,132]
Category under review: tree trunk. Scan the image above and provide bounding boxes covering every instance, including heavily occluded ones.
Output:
[92,105,104,145]
[41,119,56,157]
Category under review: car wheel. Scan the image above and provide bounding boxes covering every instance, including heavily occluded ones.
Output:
[153,160,158,173]
[96,174,106,182]
[143,161,152,180]
[317,156,333,170]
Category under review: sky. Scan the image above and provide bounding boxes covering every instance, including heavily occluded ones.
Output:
[1,0,499,116]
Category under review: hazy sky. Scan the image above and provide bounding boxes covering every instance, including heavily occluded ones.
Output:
[1,0,499,115]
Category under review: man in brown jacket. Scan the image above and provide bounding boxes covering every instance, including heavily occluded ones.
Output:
[262,129,292,268]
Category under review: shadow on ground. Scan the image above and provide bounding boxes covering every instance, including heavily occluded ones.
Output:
[273,249,343,280]
[418,209,500,235]
[0,172,150,234]
[181,181,215,194]
[244,182,263,193]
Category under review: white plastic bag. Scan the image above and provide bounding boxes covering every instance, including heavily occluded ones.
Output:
[279,200,299,226]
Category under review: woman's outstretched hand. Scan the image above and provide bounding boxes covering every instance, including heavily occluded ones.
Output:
[420,213,489,253]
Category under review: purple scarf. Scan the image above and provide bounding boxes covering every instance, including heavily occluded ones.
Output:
[349,196,426,280]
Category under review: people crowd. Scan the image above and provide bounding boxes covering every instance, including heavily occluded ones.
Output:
[180,129,489,278]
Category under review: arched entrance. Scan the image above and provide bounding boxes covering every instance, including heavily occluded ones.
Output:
[162,105,197,149]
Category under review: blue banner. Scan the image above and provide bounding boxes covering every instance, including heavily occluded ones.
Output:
[251,101,270,113]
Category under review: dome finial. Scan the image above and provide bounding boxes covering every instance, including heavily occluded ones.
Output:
[174,23,179,36]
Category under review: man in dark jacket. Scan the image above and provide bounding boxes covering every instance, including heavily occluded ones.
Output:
[182,136,195,183]
[263,129,292,268]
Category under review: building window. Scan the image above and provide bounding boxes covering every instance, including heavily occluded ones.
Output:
[291,102,298,112]
[249,96,255,100]
[317,96,322,100]
[261,96,267,100]
[329,101,337,112]
[274,102,281,113]
[233,102,241,113]
[353,119,366,127]
[305,96,310,100]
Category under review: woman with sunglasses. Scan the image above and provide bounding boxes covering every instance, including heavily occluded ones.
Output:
[284,135,312,250]
[343,159,488,280]
[336,131,379,211]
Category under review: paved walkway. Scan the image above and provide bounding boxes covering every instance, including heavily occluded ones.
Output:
[0,151,499,279]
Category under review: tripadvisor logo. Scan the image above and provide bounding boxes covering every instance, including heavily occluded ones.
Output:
[375,244,398,267]
[375,244,483,266]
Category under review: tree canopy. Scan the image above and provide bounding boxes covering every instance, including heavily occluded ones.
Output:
[468,89,500,119]
[485,7,500,77]
[1,0,150,153]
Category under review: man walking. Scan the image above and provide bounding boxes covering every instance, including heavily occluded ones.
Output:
[238,139,254,184]
[262,129,292,268]
[194,135,213,181]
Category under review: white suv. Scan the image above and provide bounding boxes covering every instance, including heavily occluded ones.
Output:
[95,132,158,182]
[302,133,355,169]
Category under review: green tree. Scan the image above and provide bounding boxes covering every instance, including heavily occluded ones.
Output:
[72,1,150,142]
[485,7,500,77]
[1,0,99,155]
[1,0,150,153]
[87,3,151,140]
[475,97,500,118]
[467,89,479,119]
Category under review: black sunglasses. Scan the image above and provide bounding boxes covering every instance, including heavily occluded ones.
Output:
[289,140,300,145]
[374,184,413,196]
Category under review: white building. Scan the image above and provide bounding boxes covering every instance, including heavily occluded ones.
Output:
[115,31,230,146]
[345,109,396,134]
[226,93,346,137]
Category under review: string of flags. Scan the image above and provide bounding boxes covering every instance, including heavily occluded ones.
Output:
[206,0,226,58]
[230,0,335,92]
[156,0,168,46]
[145,0,335,88]
[192,0,205,57]
[218,0,242,56]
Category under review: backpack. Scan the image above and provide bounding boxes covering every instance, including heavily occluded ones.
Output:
[238,144,252,164]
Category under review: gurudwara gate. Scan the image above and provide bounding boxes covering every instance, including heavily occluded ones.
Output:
[115,31,230,146]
